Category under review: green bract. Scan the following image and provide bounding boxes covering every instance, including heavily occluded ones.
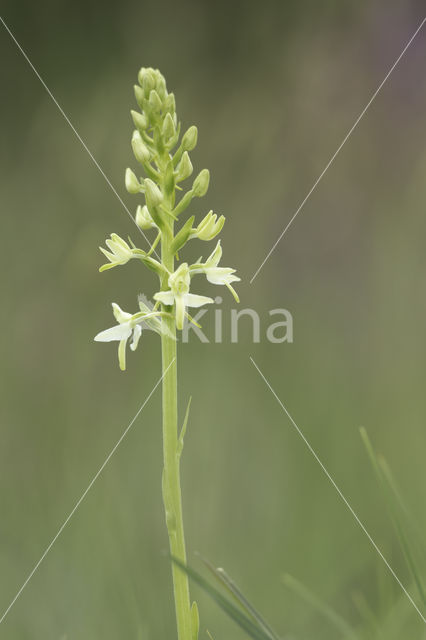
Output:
[94,67,240,370]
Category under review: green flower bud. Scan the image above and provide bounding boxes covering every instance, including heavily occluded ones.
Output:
[162,112,176,141]
[149,90,162,113]
[164,93,176,114]
[125,168,141,194]
[134,85,144,109]
[137,66,148,86]
[136,204,156,230]
[138,68,156,96]
[131,130,151,164]
[192,169,210,198]
[182,125,198,151]
[144,178,163,207]
[176,151,193,181]
[131,110,147,131]
[156,75,167,101]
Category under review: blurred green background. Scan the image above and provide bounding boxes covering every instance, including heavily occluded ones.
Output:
[1,1,426,637]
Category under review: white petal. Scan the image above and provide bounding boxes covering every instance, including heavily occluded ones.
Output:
[154,291,175,306]
[130,324,142,351]
[206,240,222,267]
[112,303,132,323]
[184,293,214,308]
[206,268,240,285]
[94,323,132,342]
[99,247,116,262]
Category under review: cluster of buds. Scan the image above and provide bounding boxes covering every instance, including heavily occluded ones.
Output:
[95,67,240,369]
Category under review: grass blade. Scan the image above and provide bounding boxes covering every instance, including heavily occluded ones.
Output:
[199,555,280,640]
[282,574,358,640]
[171,556,279,640]
[360,427,426,608]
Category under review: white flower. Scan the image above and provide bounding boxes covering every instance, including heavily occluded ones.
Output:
[99,234,134,272]
[94,303,142,371]
[192,211,225,241]
[135,205,156,230]
[192,241,240,302]
[154,263,213,330]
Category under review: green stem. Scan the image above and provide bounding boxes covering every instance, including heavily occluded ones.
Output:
[160,213,192,639]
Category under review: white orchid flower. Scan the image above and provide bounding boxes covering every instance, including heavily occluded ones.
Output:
[99,234,135,272]
[94,303,143,371]
[192,210,225,241]
[154,263,213,330]
[135,204,156,230]
[191,240,240,302]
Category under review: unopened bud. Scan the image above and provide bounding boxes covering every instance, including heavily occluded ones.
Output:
[144,178,163,207]
[162,112,176,140]
[131,130,151,164]
[192,169,210,198]
[176,151,193,181]
[135,204,155,230]
[182,125,198,151]
[139,68,156,96]
[164,93,176,114]
[156,75,167,100]
[149,90,162,113]
[131,110,147,131]
[125,168,141,194]
[134,85,144,109]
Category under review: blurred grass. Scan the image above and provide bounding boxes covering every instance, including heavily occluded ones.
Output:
[1,0,426,637]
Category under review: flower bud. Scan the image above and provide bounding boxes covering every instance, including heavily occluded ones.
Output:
[162,112,176,140]
[134,85,144,109]
[137,67,148,86]
[192,169,210,198]
[136,204,155,230]
[182,125,198,151]
[139,68,156,96]
[131,130,151,164]
[131,110,147,131]
[125,168,141,194]
[164,93,176,114]
[144,178,163,207]
[149,90,162,113]
[176,151,193,181]
[156,75,167,101]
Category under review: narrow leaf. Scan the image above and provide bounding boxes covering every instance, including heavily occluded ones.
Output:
[171,557,276,640]
[171,216,195,255]
[191,601,199,640]
[200,557,280,640]
[360,427,426,607]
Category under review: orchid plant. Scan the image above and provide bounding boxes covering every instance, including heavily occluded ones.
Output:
[94,67,239,639]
